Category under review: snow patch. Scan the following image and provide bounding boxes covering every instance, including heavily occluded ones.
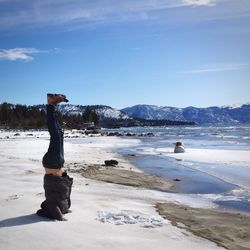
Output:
[97,210,164,228]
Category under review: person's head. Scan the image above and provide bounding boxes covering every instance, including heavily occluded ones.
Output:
[175,141,183,147]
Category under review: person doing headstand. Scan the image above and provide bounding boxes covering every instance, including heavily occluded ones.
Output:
[36,94,73,221]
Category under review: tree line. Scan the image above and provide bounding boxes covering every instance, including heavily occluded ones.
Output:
[0,103,99,129]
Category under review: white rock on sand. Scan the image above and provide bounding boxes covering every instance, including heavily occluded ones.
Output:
[0,132,224,250]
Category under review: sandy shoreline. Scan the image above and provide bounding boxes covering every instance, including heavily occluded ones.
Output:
[156,202,250,250]
[65,162,173,192]
[1,131,249,249]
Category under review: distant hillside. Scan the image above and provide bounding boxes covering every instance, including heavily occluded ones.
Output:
[56,104,131,120]
[0,103,194,129]
[2,102,249,128]
[122,103,250,125]
[56,104,194,128]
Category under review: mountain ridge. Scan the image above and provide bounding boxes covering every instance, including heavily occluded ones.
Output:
[121,103,250,125]
[55,104,194,127]
[38,102,250,125]
[1,102,249,128]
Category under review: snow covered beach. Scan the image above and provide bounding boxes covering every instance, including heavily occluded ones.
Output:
[0,129,250,250]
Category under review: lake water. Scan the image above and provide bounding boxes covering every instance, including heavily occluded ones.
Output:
[107,125,250,212]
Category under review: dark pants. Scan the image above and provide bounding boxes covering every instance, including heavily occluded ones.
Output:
[37,173,73,221]
[42,105,64,168]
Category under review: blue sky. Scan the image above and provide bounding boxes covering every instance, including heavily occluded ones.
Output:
[0,0,249,109]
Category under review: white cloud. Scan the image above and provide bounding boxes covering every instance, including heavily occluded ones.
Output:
[1,0,248,30]
[182,0,216,6]
[180,63,250,74]
[0,48,44,61]
[0,0,249,32]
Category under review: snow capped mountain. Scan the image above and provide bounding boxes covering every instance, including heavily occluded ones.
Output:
[225,103,250,124]
[220,103,245,109]
[57,104,82,115]
[94,106,131,120]
[57,104,132,120]
[122,105,185,121]
[122,103,250,125]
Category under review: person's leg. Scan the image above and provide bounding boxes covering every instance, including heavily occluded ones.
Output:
[42,104,64,172]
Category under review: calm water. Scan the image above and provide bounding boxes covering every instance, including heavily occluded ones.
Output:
[131,155,237,194]
[111,125,250,212]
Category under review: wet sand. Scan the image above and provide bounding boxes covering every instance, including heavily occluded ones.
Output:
[68,164,173,192]
[72,164,250,250]
[156,202,250,250]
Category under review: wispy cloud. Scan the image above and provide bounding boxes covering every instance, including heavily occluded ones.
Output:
[180,63,250,74]
[0,0,249,31]
[0,0,240,30]
[182,0,216,7]
[0,48,55,61]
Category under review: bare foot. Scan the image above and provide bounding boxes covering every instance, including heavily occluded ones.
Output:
[47,93,68,105]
